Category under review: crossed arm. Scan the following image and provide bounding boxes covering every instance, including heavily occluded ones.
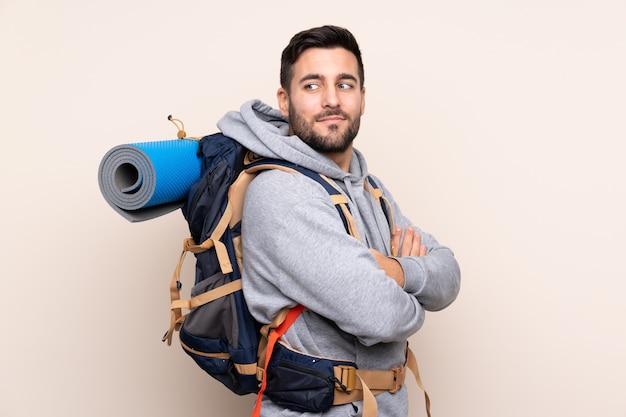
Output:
[369,226,426,288]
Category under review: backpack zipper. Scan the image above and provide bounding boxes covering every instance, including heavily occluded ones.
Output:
[277,360,348,393]
[188,166,217,214]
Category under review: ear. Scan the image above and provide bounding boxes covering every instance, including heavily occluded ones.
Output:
[277,87,289,117]
[360,86,366,116]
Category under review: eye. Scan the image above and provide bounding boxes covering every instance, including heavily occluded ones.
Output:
[304,83,320,91]
[338,83,353,89]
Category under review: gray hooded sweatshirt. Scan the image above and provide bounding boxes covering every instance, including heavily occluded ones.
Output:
[218,99,460,417]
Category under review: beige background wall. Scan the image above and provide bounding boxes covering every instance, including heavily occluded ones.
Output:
[1,1,624,416]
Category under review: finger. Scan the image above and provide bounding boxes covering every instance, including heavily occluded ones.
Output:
[390,226,402,256]
[410,230,422,257]
[401,227,415,257]
[419,244,427,257]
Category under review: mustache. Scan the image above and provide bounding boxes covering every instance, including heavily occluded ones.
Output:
[315,109,349,120]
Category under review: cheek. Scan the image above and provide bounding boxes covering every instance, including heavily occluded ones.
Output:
[291,98,317,119]
[341,95,364,117]
[347,100,364,119]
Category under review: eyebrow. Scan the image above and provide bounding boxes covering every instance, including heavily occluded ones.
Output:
[298,73,358,84]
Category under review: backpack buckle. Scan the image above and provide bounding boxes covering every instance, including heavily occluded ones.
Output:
[336,365,357,393]
[389,365,406,393]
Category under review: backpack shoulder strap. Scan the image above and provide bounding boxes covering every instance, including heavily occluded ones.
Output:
[364,176,395,231]
[232,156,361,239]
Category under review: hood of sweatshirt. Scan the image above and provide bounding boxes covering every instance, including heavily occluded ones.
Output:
[216,99,370,184]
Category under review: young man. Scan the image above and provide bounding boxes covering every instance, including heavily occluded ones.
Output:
[217,25,460,417]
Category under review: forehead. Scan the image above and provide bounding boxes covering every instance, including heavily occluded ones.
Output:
[292,47,360,82]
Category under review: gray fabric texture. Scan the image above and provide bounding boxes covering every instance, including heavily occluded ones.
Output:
[218,99,461,417]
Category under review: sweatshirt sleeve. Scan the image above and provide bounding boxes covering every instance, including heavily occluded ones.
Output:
[242,170,424,346]
[374,177,461,311]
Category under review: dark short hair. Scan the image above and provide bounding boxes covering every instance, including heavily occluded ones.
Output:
[280,25,365,91]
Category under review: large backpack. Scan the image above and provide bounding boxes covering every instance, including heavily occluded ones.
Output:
[162,132,431,417]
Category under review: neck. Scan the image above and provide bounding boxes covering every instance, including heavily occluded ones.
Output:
[325,146,352,172]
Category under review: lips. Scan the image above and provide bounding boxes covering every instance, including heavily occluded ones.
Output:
[318,116,344,123]
[316,111,347,123]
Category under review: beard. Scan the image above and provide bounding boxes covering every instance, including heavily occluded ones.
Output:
[288,105,361,154]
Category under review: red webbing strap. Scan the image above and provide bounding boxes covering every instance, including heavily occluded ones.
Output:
[252,304,305,417]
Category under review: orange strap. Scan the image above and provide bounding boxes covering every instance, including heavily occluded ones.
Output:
[252,304,305,417]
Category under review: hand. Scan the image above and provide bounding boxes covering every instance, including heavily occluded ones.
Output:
[390,226,426,257]
[370,227,427,288]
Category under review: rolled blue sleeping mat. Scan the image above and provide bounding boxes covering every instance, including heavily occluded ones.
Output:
[98,139,202,222]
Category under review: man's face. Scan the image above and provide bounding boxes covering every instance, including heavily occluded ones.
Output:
[278,47,366,155]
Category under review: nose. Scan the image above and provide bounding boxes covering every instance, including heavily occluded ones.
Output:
[322,86,339,108]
